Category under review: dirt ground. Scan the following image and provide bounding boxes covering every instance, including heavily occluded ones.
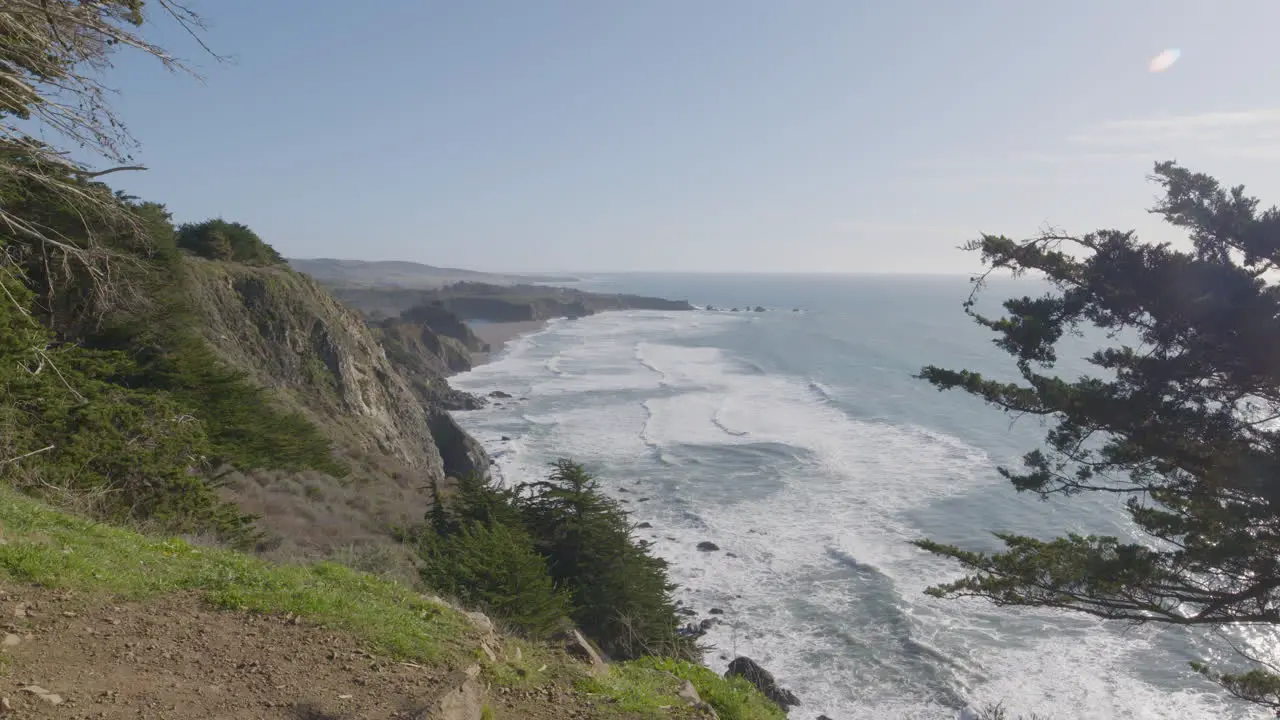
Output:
[0,585,639,720]
[0,585,462,720]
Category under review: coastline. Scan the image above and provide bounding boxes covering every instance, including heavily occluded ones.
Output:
[468,319,549,366]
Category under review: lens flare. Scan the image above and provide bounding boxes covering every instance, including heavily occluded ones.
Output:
[1148,48,1180,73]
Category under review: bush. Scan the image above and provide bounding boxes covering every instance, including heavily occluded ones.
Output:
[419,520,571,639]
[144,335,348,477]
[414,461,693,660]
[519,460,693,660]
[0,175,342,540]
[0,269,252,541]
[176,218,284,266]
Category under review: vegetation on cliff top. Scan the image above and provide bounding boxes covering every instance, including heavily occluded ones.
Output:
[1,167,343,542]
[177,218,286,266]
[919,162,1280,714]
[326,280,695,323]
[413,461,696,660]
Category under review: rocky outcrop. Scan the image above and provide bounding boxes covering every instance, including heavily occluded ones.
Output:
[557,628,608,676]
[725,656,800,711]
[428,409,490,481]
[424,664,486,720]
[376,315,490,413]
[399,301,489,353]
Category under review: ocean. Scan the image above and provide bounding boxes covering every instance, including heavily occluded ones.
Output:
[449,273,1273,720]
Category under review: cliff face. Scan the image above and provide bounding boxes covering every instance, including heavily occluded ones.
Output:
[376,320,484,411]
[181,258,487,561]
[398,302,489,352]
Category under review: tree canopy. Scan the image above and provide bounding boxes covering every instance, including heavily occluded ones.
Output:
[414,461,694,659]
[176,218,284,265]
[0,0,209,323]
[917,161,1280,712]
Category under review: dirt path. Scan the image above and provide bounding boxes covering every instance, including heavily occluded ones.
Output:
[0,585,464,719]
[0,585,650,720]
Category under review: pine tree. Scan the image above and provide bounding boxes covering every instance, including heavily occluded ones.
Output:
[518,460,691,659]
[917,161,1280,713]
[419,520,571,639]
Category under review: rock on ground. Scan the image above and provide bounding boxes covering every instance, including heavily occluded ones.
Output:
[725,655,801,711]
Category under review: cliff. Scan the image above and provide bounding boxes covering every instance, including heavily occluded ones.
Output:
[319,280,695,323]
[181,258,488,563]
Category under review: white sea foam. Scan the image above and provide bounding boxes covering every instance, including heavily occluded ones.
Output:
[451,310,1270,720]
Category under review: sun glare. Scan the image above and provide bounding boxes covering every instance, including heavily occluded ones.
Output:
[1148,48,1181,73]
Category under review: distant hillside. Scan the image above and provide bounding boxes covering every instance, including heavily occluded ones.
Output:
[329,281,695,323]
[288,257,577,289]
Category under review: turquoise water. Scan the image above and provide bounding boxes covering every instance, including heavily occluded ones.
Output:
[451,273,1271,719]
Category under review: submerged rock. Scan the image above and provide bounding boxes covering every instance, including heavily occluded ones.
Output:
[696,541,720,552]
[488,390,512,399]
[725,656,800,710]
[636,522,652,529]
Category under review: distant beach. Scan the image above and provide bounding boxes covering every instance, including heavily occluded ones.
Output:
[468,319,548,365]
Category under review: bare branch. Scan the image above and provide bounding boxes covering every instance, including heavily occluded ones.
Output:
[73,164,146,178]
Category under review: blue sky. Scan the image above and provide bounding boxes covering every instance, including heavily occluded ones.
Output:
[97,0,1280,273]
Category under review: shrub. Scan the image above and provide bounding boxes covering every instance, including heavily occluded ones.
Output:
[415,461,693,660]
[176,218,284,266]
[419,520,571,639]
[0,268,252,542]
[0,177,342,540]
[518,460,693,660]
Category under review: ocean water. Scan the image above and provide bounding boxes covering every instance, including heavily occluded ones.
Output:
[449,273,1273,720]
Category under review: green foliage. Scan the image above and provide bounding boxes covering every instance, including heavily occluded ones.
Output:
[176,218,284,266]
[629,657,787,720]
[0,169,344,537]
[0,484,477,666]
[419,521,572,639]
[414,461,692,660]
[519,460,691,660]
[576,662,693,717]
[916,161,1280,713]
[142,336,347,477]
[0,264,250,540]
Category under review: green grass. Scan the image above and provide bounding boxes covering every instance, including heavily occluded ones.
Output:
[631,658,787,720]
[0,485,477,665]
[577,662,695,717]
[577,658,786,720]
[0,486,787,718]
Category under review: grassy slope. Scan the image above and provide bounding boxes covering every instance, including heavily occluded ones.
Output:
[0,486,782,719]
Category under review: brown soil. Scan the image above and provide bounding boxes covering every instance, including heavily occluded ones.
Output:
[0,585,461,720]
[0,586,644,720]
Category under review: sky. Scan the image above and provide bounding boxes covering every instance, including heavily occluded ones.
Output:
[87,0,1280,274]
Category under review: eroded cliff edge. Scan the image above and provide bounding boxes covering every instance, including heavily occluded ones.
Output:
[182,258,489,568]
